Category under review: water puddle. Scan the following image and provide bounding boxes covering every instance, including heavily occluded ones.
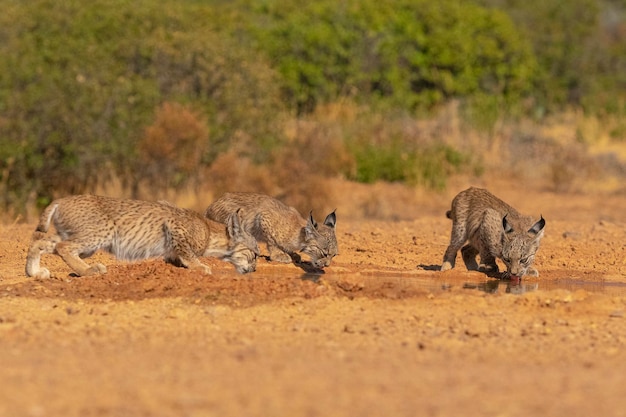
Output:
[456,278,626,295]
[320,274,626,296]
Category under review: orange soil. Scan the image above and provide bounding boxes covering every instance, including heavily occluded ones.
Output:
[0,180,625,416]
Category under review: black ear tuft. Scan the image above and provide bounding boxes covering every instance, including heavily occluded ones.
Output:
[308,210,318,229]
[502,214,514,233]
[528,215,546,234]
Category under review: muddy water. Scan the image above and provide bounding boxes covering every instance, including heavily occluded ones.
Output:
[309,272,626,297]
[459,278,626,295]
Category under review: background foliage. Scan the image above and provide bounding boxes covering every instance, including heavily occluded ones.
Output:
[251,0,537,112]
[0,0,624,215]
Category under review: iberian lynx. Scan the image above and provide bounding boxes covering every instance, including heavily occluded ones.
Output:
[441,187,545,279]
[25,195,259,278]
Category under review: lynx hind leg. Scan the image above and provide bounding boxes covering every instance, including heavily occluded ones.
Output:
[54,241,107,277]
[25,235,61,279]
[441,221,467,271]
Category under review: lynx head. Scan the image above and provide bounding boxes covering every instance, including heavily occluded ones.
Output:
[500,214,546,279]
[302,210,338,268]
[225,209,260,274]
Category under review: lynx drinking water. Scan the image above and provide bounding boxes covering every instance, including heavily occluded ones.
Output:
[440,187,545,279]
[25,195,259,278]
[205,192,337,268]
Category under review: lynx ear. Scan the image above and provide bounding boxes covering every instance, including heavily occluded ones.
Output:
[304,210,317,239]
[308,211,318,229]
[502,214,514,233]
[227,208,243,238]
[324,210,337,228]
[528,215,546,235]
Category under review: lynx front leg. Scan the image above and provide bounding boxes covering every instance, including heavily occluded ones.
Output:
[477,253,499,274]
[55,241,107,277]
[441,222,467,271]
[175,256,212,275]
[164,224,212,274]
[170,245,212,274]
[25,236,61,279]
[257,216,292,264]
[461,245,480,271]
[267,243,293,264]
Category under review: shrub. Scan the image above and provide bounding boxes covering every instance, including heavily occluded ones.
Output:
[349,141,467,190]
[0,0,286,213]
[247,0,536,113]
[137,102,209,193]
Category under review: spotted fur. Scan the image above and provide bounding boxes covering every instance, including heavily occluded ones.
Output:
[25,195,259,278]
[440,187,545,279]
[205,192,338,268]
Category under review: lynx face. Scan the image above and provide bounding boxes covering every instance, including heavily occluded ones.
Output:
[500,215,545,279]
[302,211,338,268]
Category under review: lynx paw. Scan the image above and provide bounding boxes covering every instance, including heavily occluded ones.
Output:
[32,268,51,279]
[478,263,499,273]
[526,267,539,277]
[195,264,213,275]
[269,252,292,264]
[85,263,107,276]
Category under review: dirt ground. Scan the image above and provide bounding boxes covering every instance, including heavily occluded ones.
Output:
[0,179,625,417]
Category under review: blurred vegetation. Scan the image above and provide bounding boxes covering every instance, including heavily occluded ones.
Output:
[242,0,537,113]
[0,0,285,211]
[0,0,625,216]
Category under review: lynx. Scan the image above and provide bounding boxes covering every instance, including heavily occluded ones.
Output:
[440,187,545,279]
[205,192,338,268]
[25,195,260,279]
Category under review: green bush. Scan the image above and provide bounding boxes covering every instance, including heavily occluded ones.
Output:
[479,0,626,116]
[246,0,536,113]
[1,0,624,216]
[351,140,410,184]
[0,0,285,212]
[350,140,468,190]
[341,104,473,189]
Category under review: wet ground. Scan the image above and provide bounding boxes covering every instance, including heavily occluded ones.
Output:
[0,182,625,416]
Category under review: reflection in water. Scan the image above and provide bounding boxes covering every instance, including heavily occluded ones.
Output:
[436,277,626,295]
[321,273,626,296]
[462,280,539,295]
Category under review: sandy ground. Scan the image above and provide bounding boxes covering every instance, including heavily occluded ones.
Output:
[0,180,625,417]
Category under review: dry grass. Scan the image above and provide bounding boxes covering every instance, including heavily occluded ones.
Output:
[137,102,210,193]
[6,103,626,223]
[194,103,624,219]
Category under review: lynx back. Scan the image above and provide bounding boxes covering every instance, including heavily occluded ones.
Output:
[440,187,545,279]
[205,192,338,268]
[25,195,258,278]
